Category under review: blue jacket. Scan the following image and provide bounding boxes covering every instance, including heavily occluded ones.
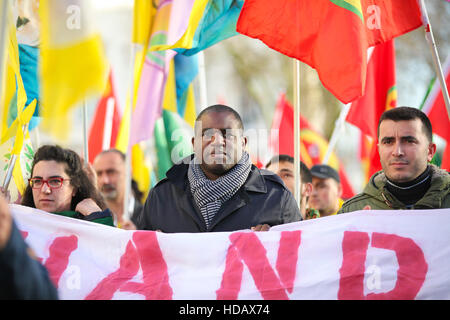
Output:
[137,157,301,232]
[0,220,58,300]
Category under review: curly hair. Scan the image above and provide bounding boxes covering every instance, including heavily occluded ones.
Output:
[21,145,106,211]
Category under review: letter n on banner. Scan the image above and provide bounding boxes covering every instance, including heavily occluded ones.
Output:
[338,231,428,300]
[216,231,301,300]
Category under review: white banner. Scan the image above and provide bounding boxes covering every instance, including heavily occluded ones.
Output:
[10,204,450,300]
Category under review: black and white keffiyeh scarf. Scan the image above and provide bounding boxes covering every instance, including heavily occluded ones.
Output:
[188,152,251,229]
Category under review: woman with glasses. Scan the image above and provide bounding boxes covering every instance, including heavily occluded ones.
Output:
[21,145,114,226]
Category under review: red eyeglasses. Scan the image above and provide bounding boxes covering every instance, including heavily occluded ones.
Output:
[28,177,70,189]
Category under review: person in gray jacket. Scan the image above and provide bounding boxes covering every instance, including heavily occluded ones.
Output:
[137,105,301,233]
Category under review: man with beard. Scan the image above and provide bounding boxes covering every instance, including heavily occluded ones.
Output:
[136,105,301,232]
[93,149,142,229]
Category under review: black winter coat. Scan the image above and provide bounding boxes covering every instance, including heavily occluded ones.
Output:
[137,160,301,233]
[0,221,58,299]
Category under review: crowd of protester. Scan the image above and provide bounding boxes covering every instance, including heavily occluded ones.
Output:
[1,105,449,299]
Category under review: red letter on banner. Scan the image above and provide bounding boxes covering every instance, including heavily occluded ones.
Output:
[217,231,301,300]
[119,232,173,299]
[85,240,140,300]
[216,245,244,300]
[18,231,78,274]
[85,231,172,300]
[44,235,78,288]
[338,231,370,299]
[338,231,428,300]
[366,232,428,300]
[277,231,302,293]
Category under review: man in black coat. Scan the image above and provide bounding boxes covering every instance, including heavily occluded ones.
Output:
[0,195,58,299]
[137,105,301,233]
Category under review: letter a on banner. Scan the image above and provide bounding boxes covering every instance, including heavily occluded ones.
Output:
[86,232,172,300]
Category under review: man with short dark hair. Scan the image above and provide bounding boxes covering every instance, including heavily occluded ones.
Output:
[309,164,344,217]
[265,155,313,219]
[137,105,301,232]
[340,106,450,213]
[93,149,142,229]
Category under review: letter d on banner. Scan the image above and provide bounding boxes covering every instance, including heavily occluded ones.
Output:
[338,231,428,300]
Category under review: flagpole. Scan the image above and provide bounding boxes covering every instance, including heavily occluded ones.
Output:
[198,51,208,108]
[293,59,301,207]
[122,44,137,226]
[2,125,27,190]
[82,100,89,165]
[322,103,351,164]
[419,0,450,119]
[33,126,40,148]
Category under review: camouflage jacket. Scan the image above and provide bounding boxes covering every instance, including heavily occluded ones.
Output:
[339,165,450,213]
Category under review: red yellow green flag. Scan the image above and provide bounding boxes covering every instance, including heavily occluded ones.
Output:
[269,94,355,199]
[237,0,422,104]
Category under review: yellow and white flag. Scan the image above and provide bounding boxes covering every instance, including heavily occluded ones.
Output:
[39,0,108,140]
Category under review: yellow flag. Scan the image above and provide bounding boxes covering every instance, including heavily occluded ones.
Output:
[0,134,35,199]
[1,6,28,138]
[131,144,150,203]
[132,0,156,109]
[133,0,154,47]
[39,0,108,140]
[162,59,177,113]
[0,3,36,197]
[183,84,197,128]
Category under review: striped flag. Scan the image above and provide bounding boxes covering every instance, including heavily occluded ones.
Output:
[131,0,242,146]
[154,53,198,180]
[151,0,243,56]
[130,1,194,146]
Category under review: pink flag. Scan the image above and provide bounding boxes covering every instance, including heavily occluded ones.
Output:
[130,0,195,146]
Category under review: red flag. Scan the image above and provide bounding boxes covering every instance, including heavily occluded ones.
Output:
[359,134,382,185]
[88,72,121,163]
[269,93,311,156]
[237,0,422,104]
[270,94,355,198]
[442,146,450,171]
[346,40,397,137]
[346,40,397,182]
[422,56,450,170]
[338,166,356,200]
